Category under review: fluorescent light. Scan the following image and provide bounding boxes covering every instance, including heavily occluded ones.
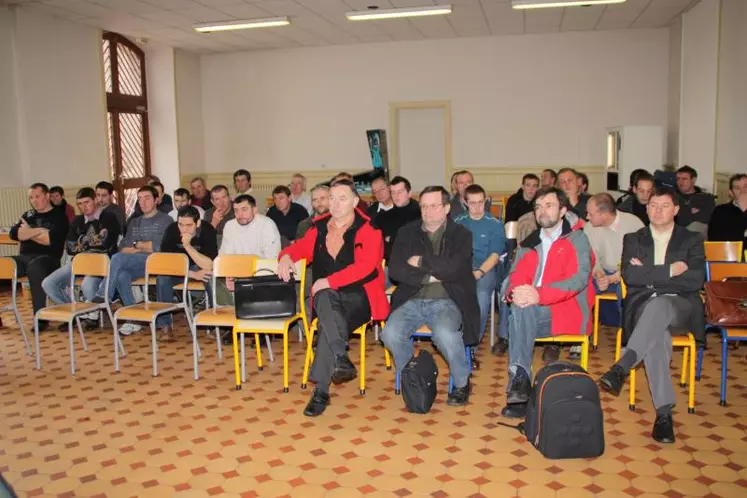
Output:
[194,17,290,33]
[512,0,626,9]
[346,5,452,21]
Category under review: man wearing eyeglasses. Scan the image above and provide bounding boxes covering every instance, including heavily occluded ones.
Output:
[501,186,594,418]
[382,186,480,407]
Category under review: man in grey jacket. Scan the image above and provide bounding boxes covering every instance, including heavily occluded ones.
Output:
[675,166,715,231]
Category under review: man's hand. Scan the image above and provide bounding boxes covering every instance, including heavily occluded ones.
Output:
[691,207,699,214]
[189,269,211,282]
[407,255,421,267]
[595,274,609,292]
[473,270,482,280]
[512,284,540,308]
[181,233,193,248]
[630,257,643,266]
[311,278,330,296]
[670,261,689,277]
[226,277,235,292]
[278,254,295,282]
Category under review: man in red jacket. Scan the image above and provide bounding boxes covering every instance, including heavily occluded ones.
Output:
[502,187,594,414]
[278,179,388,417]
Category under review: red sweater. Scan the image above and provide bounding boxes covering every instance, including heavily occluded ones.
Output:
[279,209,390,321]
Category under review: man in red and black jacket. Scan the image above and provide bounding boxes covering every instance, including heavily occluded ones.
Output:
[501,187,594,416]
[278,179,388,417]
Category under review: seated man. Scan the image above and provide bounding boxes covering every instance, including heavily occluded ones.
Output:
[9,183,70,331]
[169,188,205,221]
[708,173,747,247]
[675,165,716,232]
[541,169,557,188]
[278,180,388,417]
[296,184,330,240]
[42,187,120,330]
[618,172,654,225]
[95,181,127,235]
[290,173,312,213]
[373,176,421,262]
[558,168,589,220]
[156,206,218,340]
[95,186,173,335]
[449,170,491,219]
[505,174,539,223]
[584,193,643,326]
[190,177,213,211]
[202,185,234,245]
[599,187,705,444]
[366,175,393,219]
[129,180,174,220]
[382,186,479,407]
[233,169,266,215]
[502,187,594,417]
[455,184,505,369]
[267,185,309,247]
[50,186,76,223]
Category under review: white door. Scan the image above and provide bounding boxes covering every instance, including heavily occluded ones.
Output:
[397,107,447,193]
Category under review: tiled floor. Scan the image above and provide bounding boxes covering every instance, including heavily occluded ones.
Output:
[1,291,747,498]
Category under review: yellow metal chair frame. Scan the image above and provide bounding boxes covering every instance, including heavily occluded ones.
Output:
[704,241,743,262]
[592,291,618,351]
[614,277,696,413]
[536,335,590,370]
[34,254,119,374]
[232,259,308,392]
[0,257,32,355]
[113,253,199,379]
[194,255,256,361]
[301,318,368,395]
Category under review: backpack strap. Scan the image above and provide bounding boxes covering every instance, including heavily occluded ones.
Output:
[494,421,526,435]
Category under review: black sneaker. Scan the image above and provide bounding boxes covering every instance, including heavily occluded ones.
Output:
[447,379,470,406]
[331,354,357,385]
[37,320,51,332]
[491,338,508,356]
[599,364,627,397]
[507,367,532,404]
[91,296,105,304]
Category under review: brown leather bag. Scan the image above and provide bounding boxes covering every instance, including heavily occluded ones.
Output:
[704,281,747,327]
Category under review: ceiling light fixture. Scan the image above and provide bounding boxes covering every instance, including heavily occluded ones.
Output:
[193,16,290,33]
[346,5,452,21]
[511,0,626,9]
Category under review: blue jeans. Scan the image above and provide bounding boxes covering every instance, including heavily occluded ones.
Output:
[508,304,552,380]
[102,252,148,306]
[42,262,102,304]
[381,298,469,389]
[475,269,498,347]
[155,267,211,327]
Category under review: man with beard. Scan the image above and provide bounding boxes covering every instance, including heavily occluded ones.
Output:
[501,187,594,418]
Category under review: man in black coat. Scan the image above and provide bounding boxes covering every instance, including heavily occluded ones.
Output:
[381,186,479,407]
[599,187,705,445]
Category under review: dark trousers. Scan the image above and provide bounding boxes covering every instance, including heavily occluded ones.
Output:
[13,254,60,314]
[310,289,370,391]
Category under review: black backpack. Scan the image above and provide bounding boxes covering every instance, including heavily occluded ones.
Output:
[502,362,605,459]
[401,350,439,414]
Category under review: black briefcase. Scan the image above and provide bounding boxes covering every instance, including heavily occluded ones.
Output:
[234,269,297,319]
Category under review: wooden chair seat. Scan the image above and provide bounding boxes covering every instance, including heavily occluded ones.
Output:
[37,302,100,322]
[116,302,180,321]
[194,306,236,327]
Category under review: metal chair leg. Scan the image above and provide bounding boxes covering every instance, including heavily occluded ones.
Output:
[151,322,158,377]
[34,316,42,370]
[68,321,76,375]
[215,326,223,361]
[75,317,88,352]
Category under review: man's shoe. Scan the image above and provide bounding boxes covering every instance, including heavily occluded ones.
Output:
[119,323,142,336]
[447,380,470,406]
[507,368,532,404]
[83,319,99,331]
[652,414,675,444]
[37,321,51,332]
[331,354,357,385]
[501,403,527,419]
[599,364,627,397]
[470,349,480,371]
[91,296,105,304]
[303,389,330,417]
[542,345,561,363]
[568,345,582,360]
[159,325,175,342]
[58,322,69,332]
[491,338,508,356]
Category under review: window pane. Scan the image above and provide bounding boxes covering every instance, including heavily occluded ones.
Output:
[119,112,146,180]
[102,39,112,93]
[117,42,143,97]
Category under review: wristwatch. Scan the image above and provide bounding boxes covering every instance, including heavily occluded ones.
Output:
[132,241,138,248]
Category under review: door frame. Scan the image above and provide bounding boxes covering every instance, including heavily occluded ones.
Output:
[388,100,452,187]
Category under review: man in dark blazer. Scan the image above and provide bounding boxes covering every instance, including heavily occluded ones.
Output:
[599,187,705,444]
[382,186,479,407]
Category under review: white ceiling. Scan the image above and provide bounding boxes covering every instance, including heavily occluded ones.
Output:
[3,0,698,53]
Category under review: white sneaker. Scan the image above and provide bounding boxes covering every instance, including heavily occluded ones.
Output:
[119,323,142,336]
[81,311,99,321]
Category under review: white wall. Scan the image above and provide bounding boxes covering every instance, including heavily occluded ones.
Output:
[175,50,206,176]
[715,0,747,176]
[12,7,108,187]
[667,18,682,166]
[201,29,670,176]
[0,8,23,188]
[145,44,180,196]
[679,0,720,191]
